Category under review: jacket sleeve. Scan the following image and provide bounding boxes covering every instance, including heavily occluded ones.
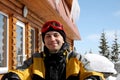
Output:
[2,57,33,80]
[79,67,106,80]
[1,72,20,80]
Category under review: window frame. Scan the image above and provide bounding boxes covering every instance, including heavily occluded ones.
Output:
[16,20,26,67]
[0,11,9,74]
[31,28,35,54]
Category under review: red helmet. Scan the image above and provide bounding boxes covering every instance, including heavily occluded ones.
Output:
[41,20,66,43]
[41,20,64,33]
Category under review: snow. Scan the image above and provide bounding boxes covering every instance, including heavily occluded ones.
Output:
[106,76,116,80]
[82,53,117,74]
[116,74,120,80]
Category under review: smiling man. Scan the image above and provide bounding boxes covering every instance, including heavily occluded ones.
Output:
[2,20,105,80]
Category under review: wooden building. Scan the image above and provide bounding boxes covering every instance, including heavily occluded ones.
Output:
[0,0,80,78]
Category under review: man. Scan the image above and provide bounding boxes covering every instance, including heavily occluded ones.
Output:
[2,20,105,80]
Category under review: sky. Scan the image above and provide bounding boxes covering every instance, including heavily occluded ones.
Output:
[74,0,120,54]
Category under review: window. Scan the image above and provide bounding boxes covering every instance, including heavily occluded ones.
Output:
[0,12,8,74]
[31,28,35,54]
[16,21,26,67]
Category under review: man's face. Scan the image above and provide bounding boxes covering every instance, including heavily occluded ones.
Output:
[44,31,64,53]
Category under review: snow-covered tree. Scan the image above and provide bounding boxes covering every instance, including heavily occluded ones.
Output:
[99,31,110,59]
[89,49,93,54]
[111,33,120,63]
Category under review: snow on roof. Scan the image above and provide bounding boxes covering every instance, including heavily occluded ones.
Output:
[83,53,117,74]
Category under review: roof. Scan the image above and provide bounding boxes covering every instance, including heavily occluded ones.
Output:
[19,0,81,40]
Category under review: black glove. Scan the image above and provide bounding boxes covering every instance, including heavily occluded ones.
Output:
[1,72,20,80]
[85,76,102,80]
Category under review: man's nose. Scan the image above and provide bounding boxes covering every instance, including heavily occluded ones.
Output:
[50,35,56,40]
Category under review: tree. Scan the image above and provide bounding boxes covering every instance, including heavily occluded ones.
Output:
[99,31,110,59]
[111,33,120,63]
[89,49,93,54]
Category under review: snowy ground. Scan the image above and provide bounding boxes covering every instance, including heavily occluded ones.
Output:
[107,76,116,80]
[116,74,120,80]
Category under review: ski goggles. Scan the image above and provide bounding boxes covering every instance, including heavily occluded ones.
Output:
[41,20,64,33]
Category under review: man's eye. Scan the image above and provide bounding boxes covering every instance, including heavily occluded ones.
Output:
[45,35,51,38]
[54,33,59,37]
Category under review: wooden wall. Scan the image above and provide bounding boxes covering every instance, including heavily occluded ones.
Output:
[0,0,75,78]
